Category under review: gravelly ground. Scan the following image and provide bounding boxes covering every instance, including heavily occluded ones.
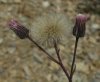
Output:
[0,0,100,82]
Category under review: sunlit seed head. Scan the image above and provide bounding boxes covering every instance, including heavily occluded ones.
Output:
[30,13,72,45]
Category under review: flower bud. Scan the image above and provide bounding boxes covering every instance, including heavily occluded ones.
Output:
[9,20,29,39]
[73,14,87,37]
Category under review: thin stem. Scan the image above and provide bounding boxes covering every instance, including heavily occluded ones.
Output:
[53,40,70,79]
[27,36,59,64]
[72,64,76,76]
[70,37,79,79]
[53,40,61,62]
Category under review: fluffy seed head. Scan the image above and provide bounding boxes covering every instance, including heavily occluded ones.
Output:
[30,13,72,45]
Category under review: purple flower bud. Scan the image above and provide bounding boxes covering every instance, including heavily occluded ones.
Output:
[9,20,29,39]
[73,14,87,37]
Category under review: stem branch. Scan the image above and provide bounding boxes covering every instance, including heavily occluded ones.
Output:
[27,36,59,64]
[53,40,70,79]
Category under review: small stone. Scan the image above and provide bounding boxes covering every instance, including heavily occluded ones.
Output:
[0,52,5,56]
[73,74,82,82]
[50,61,59,69]
[0,79,5,82]
[73,74,88,82]
[0,38,3,44]
[0,68,4,74]
[58,75,68,82]
[52,75,59,82]
[89,37,97,44]
[46,74,52,81]
[7,0,14,4]
[88,53,99,61]
[76,62,89,74]
[10,70,17,77]
[90,78,100,82]
[16,70,24,79]
[20,16,27,22]
[92,24,100,29]
[96,72,100,78]
[67,6,74,12]
[15,57,21,63]
[0,0,7,3]
[7,47,16,54]
[90,15,95,21]
[42,1,50,8]
[89,65,96,71]
[8,41,16,47]
[0,21,7,27]
[47,48,55,55]
[33,53,43,63]
[90,23,100,32]
[14,0,22,4]
[58,45,65,51]
[0,62,3,66]
[23,65,32,77]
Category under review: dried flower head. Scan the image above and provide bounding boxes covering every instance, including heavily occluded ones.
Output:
[73,14,87,37]
[9,20,29,39]
[30,13,72,45]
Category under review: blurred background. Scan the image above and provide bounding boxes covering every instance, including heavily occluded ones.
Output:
[0,0,100,82]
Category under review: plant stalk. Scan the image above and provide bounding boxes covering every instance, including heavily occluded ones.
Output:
[70,37,79,81]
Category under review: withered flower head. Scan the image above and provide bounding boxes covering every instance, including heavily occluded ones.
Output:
[30,13,72,45]
[73,14,87,37]
[9,20,29,39]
